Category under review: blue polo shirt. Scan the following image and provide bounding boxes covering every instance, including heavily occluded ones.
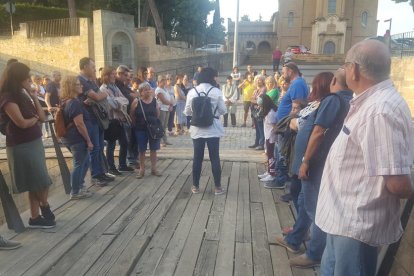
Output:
[292,90,353,180]
[276,77,309,120]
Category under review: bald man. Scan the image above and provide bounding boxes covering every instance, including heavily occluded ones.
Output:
[275,69,353,268]
[315,40,414,275]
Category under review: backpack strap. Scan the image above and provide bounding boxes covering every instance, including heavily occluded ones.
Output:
[206,86,219,118]
[193,87,201,97]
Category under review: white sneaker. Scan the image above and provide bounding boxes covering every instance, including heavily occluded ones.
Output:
[258,172,269,179]
[260,175,276,182]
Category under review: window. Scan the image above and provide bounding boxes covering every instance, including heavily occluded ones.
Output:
[361,12,368,27]
[323,41,336,55]
[288,12,294,28]
[328,0,336,14]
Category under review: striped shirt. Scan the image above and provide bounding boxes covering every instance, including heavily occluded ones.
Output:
[315,79,414,246]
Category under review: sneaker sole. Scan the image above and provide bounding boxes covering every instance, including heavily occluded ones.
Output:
[264,184,286,189]
[0,244,22,250]
[27,224,56,229]
[273,239,300,254]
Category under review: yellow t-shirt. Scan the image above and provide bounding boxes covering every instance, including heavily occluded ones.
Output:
[242,82,255,102]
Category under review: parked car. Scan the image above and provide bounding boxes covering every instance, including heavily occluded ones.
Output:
[195,44,224,53]
[288,45,311,54]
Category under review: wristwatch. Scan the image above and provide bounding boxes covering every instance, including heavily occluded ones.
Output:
[302,157,309,164]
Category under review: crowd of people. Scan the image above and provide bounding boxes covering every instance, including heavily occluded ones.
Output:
[0,39,412,276]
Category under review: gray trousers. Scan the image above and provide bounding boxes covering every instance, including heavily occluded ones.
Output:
[159,110,170,143]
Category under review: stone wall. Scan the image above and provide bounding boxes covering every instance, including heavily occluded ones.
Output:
[0,18,92,75]
[391,57,414,116]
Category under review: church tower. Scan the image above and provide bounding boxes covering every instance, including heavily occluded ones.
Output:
[277,0,379,54]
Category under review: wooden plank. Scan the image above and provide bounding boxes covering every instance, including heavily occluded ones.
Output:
[236,162,251,243]
[86,163,189,275]
[152,176,210,276]
[214,162,240,276]
[133,195,190,275]
[194,240,219,276]
[174,199,213,276]
[234,242,253,276]
[20,232,85,276]
[105,235,151,275]
[248,162,262,203]
[204,176,229,241]
[0,194,114,275]
[251,202,274,276]
[269,244,293,276]
[259,164,283,242]
[63,235,115,276]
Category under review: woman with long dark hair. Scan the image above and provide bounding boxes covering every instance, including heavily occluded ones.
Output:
[0,62,55,228]
[184,67,227,195]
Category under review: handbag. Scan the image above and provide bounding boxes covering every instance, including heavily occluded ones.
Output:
[91,99,110,130]
[138,99,165,140]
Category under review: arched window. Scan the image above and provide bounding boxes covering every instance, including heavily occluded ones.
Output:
[328,0,336,14]
[361,11,368,28]
[323,41,336,55]
[288,12,294,28]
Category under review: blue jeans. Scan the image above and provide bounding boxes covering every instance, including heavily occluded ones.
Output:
[285,189,312,249]
[290,175,302,212]
[88,123,105,177]
[106,123,128,169]
[192,137,221,187]
[302,179,326,261]
[68,142,90,195]
[253,118,264,146]
[321,234,378,276]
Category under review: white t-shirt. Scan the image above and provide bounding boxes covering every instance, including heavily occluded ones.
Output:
[155,87,171,111]
[264,109,278,143]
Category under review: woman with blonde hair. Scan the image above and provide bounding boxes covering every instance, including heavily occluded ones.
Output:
[0,62,55,228]
[60,75,93,199]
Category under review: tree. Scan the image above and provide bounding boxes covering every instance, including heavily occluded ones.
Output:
[240,14,250,22]
[67,0,76,18]
[391,0,414,12]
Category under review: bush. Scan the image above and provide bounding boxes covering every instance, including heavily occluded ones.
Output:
[0,3,90,30]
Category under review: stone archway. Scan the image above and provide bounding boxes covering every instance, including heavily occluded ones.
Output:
[108,31,134,68]
[257,41,271,54]
[323,41,336,55]
[246,41,256,50]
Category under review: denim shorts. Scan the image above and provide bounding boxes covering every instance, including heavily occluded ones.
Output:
[134,129,160,152]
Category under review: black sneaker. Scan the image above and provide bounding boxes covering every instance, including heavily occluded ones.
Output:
[109,168,122,176]
[40,204,55,221]
[118,166,135,172]
[92,175,109,187]
[248,144,258,149]
[28,216,56,229]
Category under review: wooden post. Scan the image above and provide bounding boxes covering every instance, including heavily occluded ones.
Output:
[0,171,25,233]
[48,121,71,195]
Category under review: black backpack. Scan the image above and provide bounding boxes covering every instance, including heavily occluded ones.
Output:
[191,86,218,127]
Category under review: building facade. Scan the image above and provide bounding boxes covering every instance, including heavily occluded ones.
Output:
[277,0,379,54]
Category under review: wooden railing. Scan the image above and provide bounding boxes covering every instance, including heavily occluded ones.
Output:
[26,18,80,39]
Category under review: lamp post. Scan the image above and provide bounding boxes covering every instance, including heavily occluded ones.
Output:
[232,0,240,68]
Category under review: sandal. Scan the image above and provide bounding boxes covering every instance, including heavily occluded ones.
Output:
[136,170,145,179]
[191,186,200,194]
[151,170,162,177]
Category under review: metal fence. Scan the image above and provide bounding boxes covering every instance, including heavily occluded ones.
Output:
[26,18,80,39]
[391,31,414,57]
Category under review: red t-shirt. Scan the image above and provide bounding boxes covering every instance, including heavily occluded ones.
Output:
[0,94,42,147]
[273,49,282,59]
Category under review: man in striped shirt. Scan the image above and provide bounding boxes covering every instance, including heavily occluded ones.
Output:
[315,39,414,275]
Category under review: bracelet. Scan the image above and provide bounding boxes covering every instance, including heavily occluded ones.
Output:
[302,157,309,164]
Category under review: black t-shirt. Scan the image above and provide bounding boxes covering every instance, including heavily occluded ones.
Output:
[135,98,157,131]
[46,81,60,107]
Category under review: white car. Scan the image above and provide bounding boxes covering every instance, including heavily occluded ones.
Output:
[195,44,224,53]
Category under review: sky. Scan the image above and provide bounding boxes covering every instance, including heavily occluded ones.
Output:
[215,0,414,36]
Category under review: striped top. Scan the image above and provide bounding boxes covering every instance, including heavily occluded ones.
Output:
[315,79,414,246]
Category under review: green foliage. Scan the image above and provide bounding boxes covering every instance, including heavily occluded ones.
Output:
[391,0,414,12]
[240,14,250,22]
[0,3,89,30]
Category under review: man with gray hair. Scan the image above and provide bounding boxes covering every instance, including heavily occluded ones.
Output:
[315,39,414,275]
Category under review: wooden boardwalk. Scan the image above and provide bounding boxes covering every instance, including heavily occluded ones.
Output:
[0,158,319,276]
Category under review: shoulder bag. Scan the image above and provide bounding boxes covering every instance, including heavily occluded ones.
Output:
[138,99,165,139]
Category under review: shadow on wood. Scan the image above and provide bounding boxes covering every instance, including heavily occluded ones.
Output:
[0,170,25,233]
